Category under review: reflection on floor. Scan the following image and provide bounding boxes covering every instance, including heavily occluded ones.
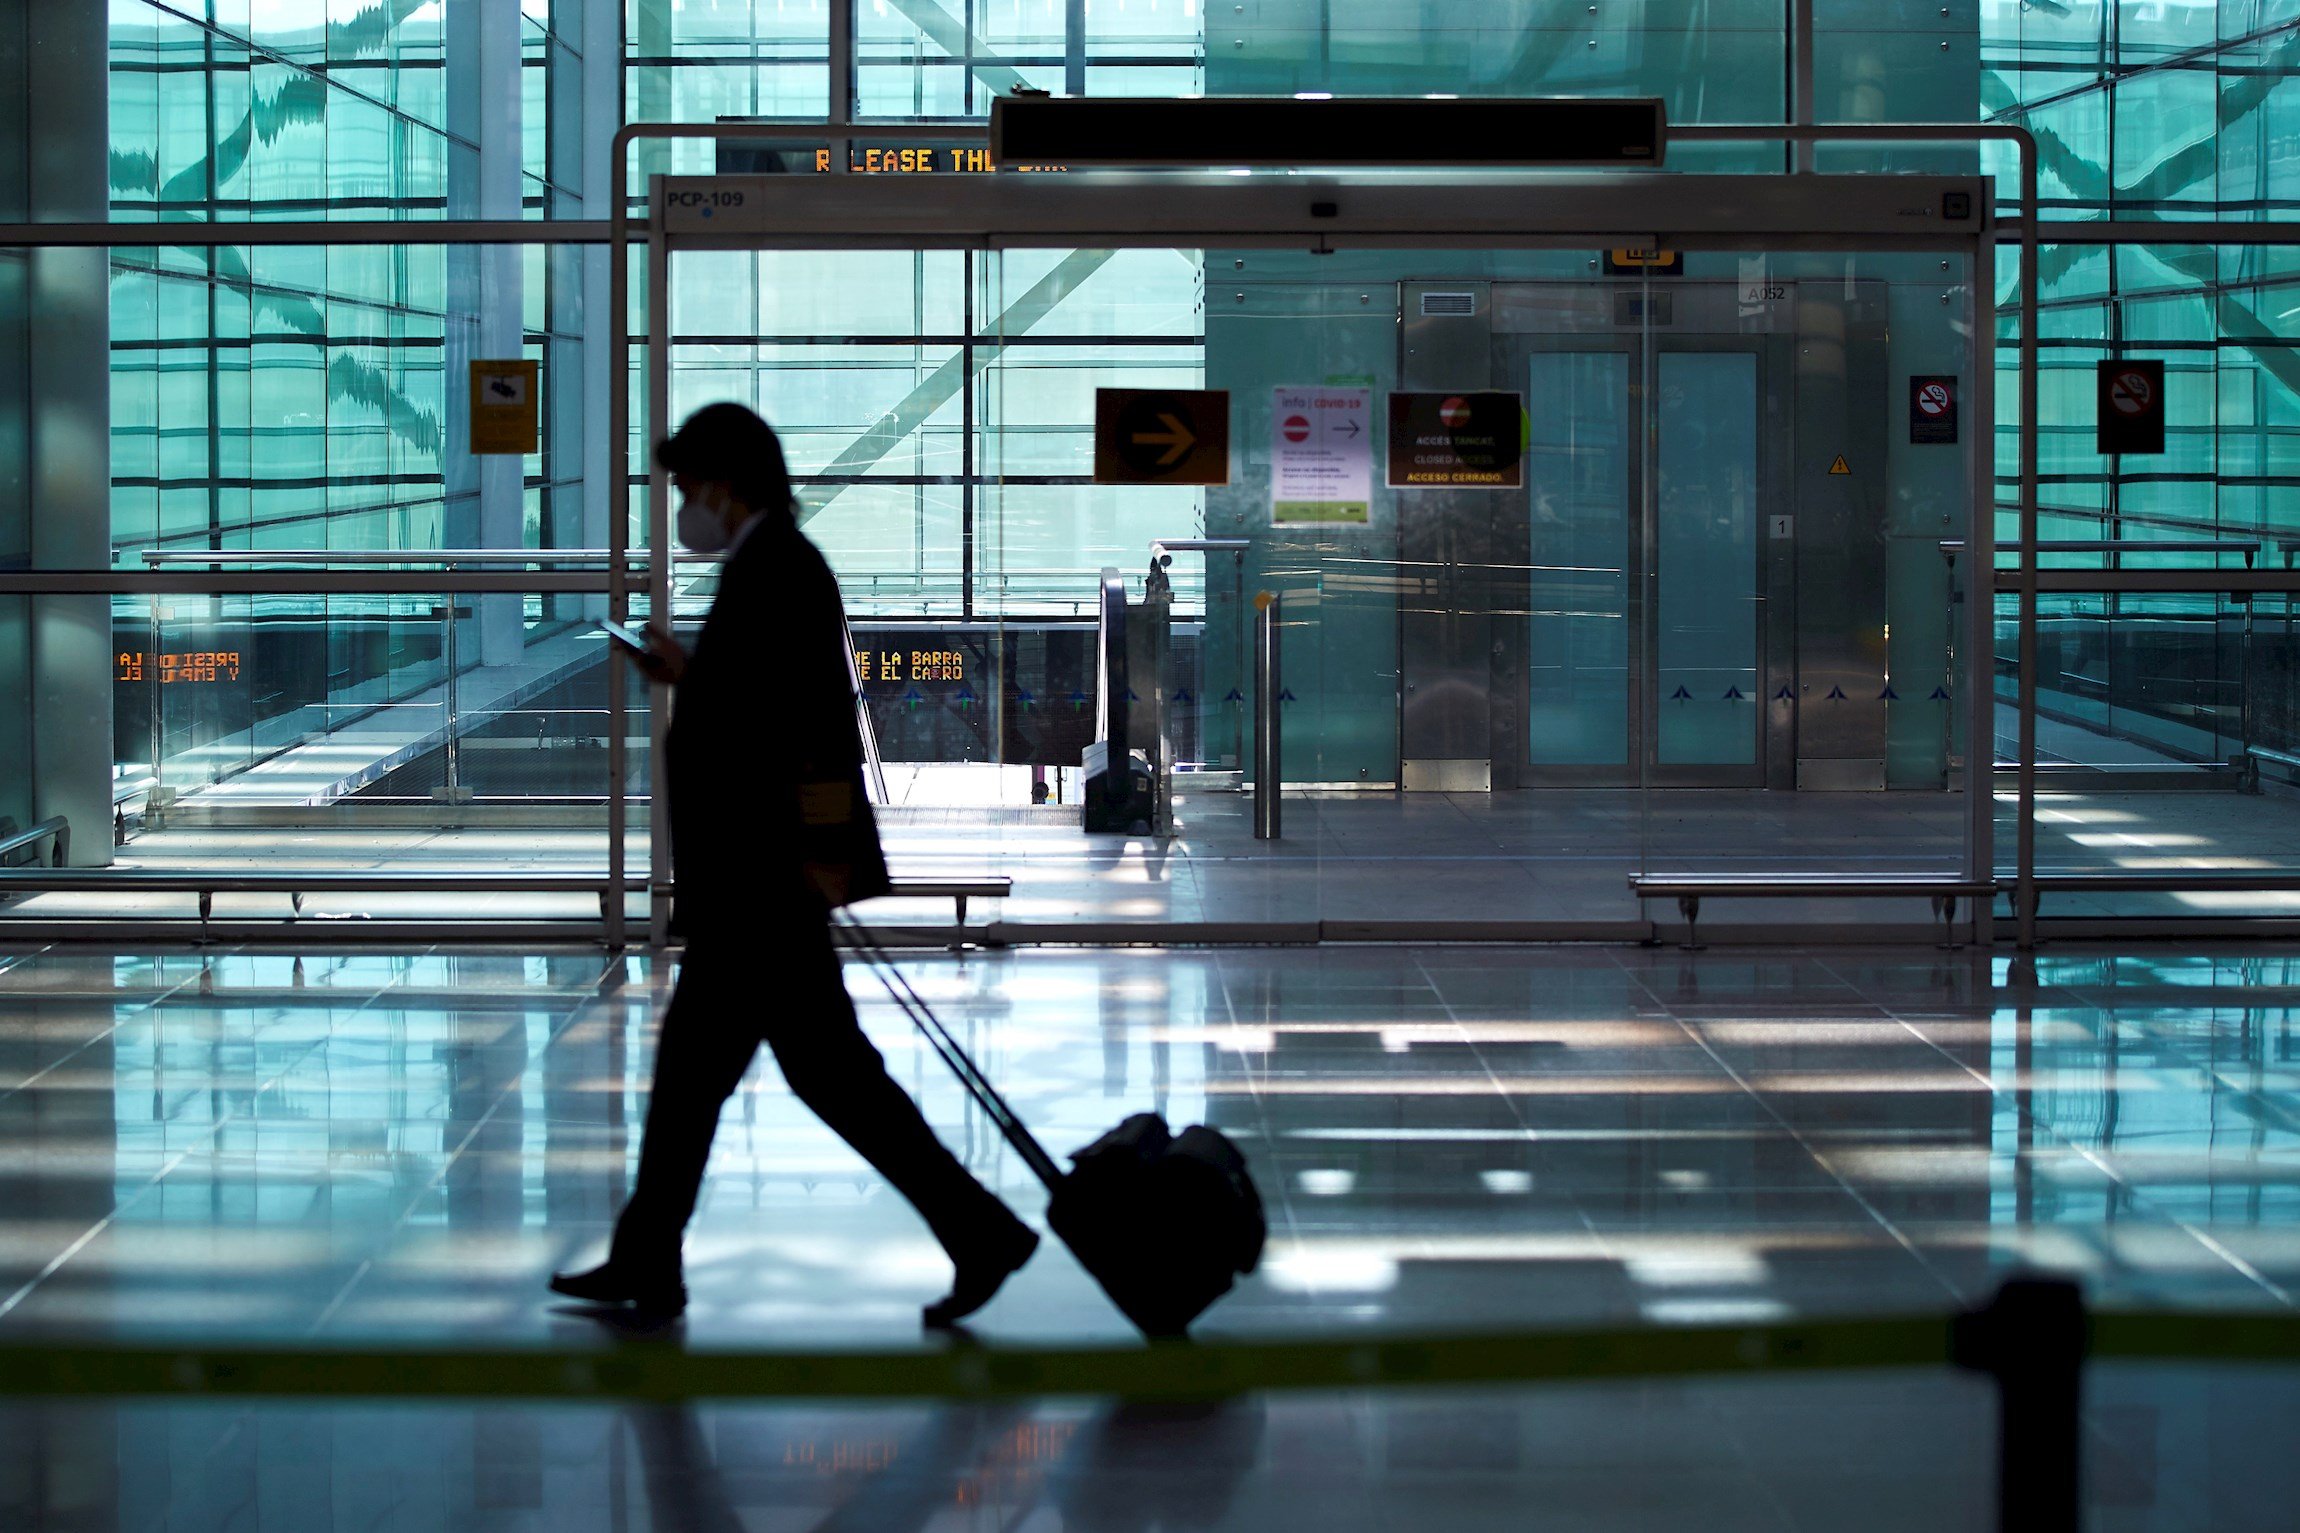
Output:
[24,783,2300,933]
[0,943,2295,1527]
[7,1368,2294,1533]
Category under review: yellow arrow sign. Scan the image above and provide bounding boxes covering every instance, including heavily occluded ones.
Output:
[1094,388,1230,485]
[1132,411,1198,467]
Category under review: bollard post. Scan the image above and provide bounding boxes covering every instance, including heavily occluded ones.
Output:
[1254,591,1280,840]
[147,593,163,820]
[1952,1276,2087,1533]
[442,596,462,796]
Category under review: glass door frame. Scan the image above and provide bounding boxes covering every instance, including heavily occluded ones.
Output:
[636,161,2007,933]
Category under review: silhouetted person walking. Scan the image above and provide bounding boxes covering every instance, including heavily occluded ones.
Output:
[552,403,1037,1325]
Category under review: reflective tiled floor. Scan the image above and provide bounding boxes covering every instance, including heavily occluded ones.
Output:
[3,942,2297,1528]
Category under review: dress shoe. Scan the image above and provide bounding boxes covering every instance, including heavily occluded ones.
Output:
[549,1261,688,1317]
[923,1224,1039,1329]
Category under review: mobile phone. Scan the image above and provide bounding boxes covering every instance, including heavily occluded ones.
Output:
[597,619,651,654]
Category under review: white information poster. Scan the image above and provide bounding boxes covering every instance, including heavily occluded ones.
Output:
[1270,386,1372,526]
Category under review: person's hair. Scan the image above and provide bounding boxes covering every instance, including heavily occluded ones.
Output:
[654,402,795,516]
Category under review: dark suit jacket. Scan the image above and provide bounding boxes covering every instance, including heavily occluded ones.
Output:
[666,512,891,937]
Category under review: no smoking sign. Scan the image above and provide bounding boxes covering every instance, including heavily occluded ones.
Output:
[1909,375,1957,445]
[2095,358,2165,455]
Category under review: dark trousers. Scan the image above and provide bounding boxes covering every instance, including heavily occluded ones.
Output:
[609,920,1020,1272]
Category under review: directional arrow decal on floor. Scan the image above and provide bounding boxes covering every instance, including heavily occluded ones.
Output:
[1878,684,1899,701]
[1279,688,1298,703]
[1069,689,1089,711]
[1015,688,1035,710]
[1776,685,1797,701]
[1174,688,1195,704]
[1670,685,1693,700]
[904,688,924,711]
[1723,685,1746,700]
[1930,686,1952,701]
[1224,688,1245,704]
[954,685,976,709]
[1825,685,1847,700]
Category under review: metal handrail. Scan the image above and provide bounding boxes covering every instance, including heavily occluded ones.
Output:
[0,816,69,868]
[141,549,674,567]
[2025,871,2300,891]
[1096,567,1129,760]
[1940,539,2261,557]
[1151,538,1251,555]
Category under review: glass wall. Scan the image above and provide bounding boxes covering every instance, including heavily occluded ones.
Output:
[0,0,2280,932]
[99,5,611,840]
[1983,2,2300,910]
[664,241,1206,621]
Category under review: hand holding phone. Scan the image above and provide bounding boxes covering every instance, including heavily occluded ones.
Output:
[597,618,649,654]
[598,620,688,683]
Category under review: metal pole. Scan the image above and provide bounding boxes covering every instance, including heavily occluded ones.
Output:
[646,216,674,946]
[605,127,635,949]
[1063,0,1087,96]
[442,597,461,794]
[1233,551,1249,774]
[1791,0,1815,173]
[1942,544,1958,789]
[147,594,163,824]
[1969,192,1997,944]
[828,0,854,173]
[1952,1276,2087,1533]
[1255,591,1280,841]
[2239,578,2254,780]
[2013,153,2041,951]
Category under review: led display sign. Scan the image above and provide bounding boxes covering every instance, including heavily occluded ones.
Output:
[117,650,243,685]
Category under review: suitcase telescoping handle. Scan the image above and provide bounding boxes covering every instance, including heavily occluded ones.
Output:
[833,913,1065,1188]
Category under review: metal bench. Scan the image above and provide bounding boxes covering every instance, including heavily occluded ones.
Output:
[0,869,643,931]
[1629,874,2000,949]
[0,867,1008,945]
[880,876,1012,932]
[868,877,1014,949]
[0,816,70,870]
[2016,872,2300,925]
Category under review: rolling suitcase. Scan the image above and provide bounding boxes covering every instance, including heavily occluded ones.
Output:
[838,916,1266,1338]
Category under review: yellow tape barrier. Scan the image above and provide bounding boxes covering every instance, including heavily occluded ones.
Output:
[0,1312,2291,1404]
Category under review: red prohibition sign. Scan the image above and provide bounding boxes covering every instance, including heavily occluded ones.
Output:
[1439,396,1472,428]
[2109,369,2155,415]
[1916,382,1951,416]
[1282,414,1311,443]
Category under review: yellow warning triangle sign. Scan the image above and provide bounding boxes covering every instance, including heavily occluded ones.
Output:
[1827,454,1851,475]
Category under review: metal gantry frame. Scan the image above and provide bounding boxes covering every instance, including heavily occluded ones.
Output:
[37,114,2300,946]
[614,120,2021,944]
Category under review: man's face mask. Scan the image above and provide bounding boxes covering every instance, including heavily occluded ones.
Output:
[675,485,731,553]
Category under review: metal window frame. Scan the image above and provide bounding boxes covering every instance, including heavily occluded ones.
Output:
[74,118,2300,949]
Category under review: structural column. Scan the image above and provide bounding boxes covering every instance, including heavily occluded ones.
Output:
[580,0,623,575]
[445,0,527,670]
[0,1,113,867]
